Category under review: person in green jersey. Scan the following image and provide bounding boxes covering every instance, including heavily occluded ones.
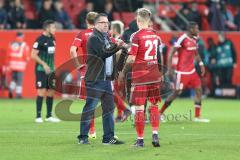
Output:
[216,32,237,86]
[31,20,60,123]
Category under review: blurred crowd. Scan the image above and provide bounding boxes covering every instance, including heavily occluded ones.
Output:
[169,0,240,31]
[0,0,143,29]
[1,0,240,30]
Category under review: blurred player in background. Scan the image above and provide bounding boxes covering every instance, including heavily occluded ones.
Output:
[119,8,162,147]
[159,22,210,123]
[31,20,60,123]
[70,12,98,138]
[7,32,30,99]
[111,20,124,39]
[110,20,131,122]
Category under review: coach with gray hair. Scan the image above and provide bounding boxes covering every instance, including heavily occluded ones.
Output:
[77,13,125,145]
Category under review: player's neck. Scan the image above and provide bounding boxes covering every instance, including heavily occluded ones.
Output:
[139,25,149,30]
[43,31,51,37]
[137,20,149,28]
[187,32,194,39]
[87,25,94,29]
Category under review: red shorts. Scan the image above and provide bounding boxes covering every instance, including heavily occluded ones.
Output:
[79,79,86,99]
[175,71,201,90]
[130,83,161,106]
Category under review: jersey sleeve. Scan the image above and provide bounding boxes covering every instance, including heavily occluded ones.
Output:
[33,37,43,51]
[129,32,139,56]
[72,32,82,49]
[174,34,186,48]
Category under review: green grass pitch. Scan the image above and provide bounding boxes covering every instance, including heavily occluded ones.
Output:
[0,98,240,160]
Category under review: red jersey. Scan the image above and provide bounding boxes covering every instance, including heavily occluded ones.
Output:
[129,28,162,85]
[72,28,93,64]
[174,33,198,74]
[71,28,93,77]
[8,41,30,71]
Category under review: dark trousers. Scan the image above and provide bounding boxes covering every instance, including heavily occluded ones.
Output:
[12,71,23,86]
[219,67,233,86]
[79,80,115,142]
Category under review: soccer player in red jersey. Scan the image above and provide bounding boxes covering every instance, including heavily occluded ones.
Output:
[159,22,210,123]
[119,8,163,147]
[70,12,98,138]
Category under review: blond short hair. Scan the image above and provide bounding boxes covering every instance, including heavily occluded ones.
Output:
[86,12,98,25]
[136,8,152,22]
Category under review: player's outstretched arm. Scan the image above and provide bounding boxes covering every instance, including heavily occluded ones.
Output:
[89,36,120,59]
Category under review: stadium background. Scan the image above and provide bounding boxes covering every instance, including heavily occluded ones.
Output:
[0,31,240,98]
[0,1,240,160]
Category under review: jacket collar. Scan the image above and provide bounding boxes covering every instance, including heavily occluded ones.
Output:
[93,28,106,40]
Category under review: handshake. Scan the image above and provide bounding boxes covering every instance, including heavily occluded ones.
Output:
[103,39,129,54]
[115,39,130,49]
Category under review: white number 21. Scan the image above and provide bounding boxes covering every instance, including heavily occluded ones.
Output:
[144,39,158,60]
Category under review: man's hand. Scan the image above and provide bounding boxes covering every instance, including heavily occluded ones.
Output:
[116,39,124,47]
[116,39,129,49]
[43,63,51,74]
[200,65,205,77]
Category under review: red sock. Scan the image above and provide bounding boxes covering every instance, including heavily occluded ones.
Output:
[195,104,201,118]
[135,110,145,139]
[89,118,95,134]
[117,109,123,117]
[159,103,168,114]
[149,105,160,133]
